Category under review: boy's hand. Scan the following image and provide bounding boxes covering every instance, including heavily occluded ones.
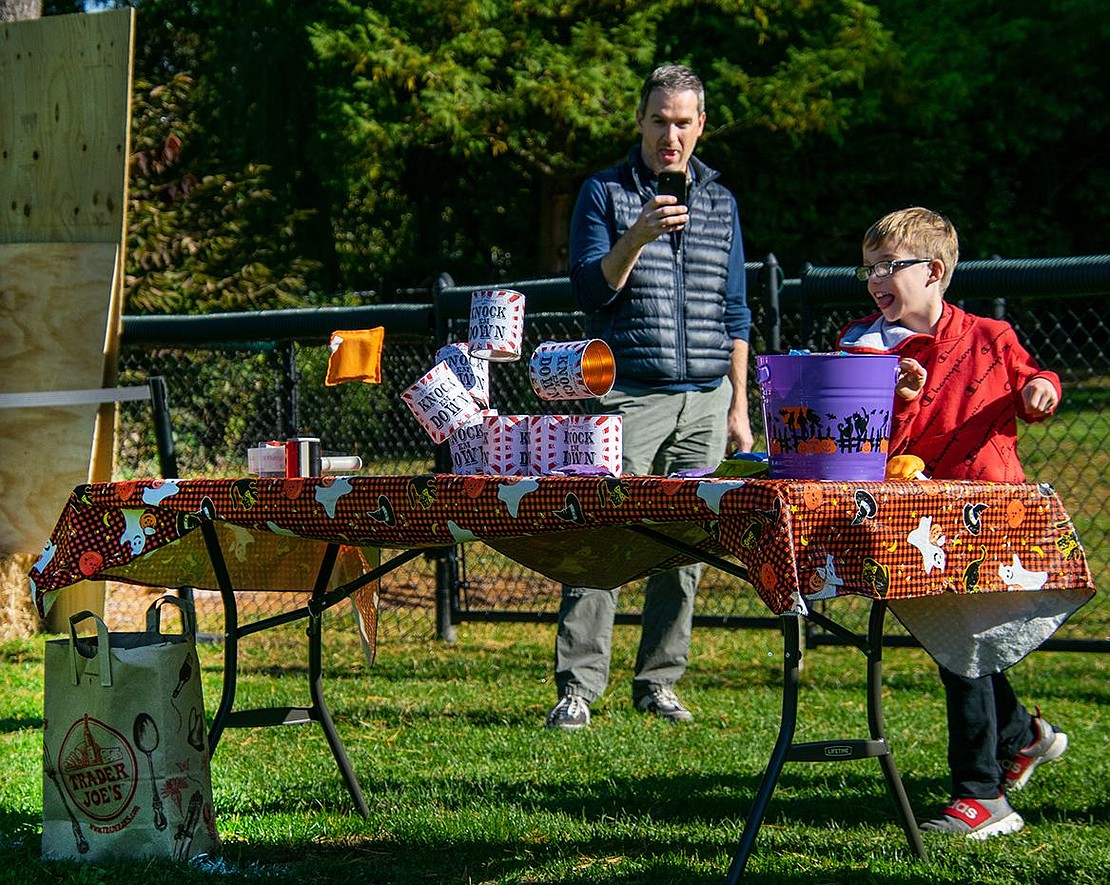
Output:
[895,358,927,401]
[1023,377,1059,418]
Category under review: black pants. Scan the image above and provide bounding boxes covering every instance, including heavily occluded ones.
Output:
[939,666,1037,799]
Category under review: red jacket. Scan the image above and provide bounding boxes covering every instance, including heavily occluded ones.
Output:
[836,303,1060,482]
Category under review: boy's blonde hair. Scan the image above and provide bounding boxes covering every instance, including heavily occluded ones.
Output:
[863,207,959,291]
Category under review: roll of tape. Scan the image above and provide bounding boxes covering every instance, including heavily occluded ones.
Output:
[284,438,321,477]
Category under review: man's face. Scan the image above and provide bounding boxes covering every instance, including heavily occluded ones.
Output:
[637,88,705,175]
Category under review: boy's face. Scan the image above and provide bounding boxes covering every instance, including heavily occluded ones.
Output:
[862,241,946,334]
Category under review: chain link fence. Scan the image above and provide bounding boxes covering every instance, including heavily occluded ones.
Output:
[111,257,1110,649]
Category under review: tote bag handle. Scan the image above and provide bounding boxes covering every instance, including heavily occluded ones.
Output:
[67,610,111,687]
[144,594,198,642]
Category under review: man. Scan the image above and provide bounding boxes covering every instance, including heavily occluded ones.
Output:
[546,64,754,730]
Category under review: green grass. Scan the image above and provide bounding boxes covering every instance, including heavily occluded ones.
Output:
[3,618,1110,884]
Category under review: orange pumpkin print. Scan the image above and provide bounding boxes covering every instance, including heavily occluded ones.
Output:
[759,562,778,593]
[78,550,104,576]
[806,569,825,593]
[659,478,685,497]
[461,475,486,499]
[801,484,824,510]
[1006,498,1027,528]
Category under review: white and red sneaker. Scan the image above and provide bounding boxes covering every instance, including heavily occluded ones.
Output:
[920,795,1024,839]
[1004,713,1068,793]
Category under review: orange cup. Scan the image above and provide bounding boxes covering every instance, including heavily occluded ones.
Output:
[529,339,615,400]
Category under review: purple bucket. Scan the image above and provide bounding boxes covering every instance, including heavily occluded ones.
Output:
[756,353,900,481]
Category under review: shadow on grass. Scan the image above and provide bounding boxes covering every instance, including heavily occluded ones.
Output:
[200,766,1105,884]
[209,825,940,885]
[0,810,38,835]
[16,769,1097,884]
[226,765,948,832]
[1018,794,1110,827]
[0,717,42,734]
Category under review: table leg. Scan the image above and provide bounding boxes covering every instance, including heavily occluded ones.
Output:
[623,526,925,876]
[865,602,926,860]
[306,598,371,816]
[197,526,374,815]
[725,603,927,882]
[724,616,802,885]
[201,519,239,754]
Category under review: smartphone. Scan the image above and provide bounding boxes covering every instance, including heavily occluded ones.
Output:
[657,171,687,206]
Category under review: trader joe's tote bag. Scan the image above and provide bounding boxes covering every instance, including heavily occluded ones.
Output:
[42,596,220,862]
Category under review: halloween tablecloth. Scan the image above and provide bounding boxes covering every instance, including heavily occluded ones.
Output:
[29,474,1094,674]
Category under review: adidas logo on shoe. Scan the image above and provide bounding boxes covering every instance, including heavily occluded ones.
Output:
[921,795,1024,840]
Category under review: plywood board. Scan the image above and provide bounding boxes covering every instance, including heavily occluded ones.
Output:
[0,242,119,553]
[0,9,136,244]
[1,12,135,627]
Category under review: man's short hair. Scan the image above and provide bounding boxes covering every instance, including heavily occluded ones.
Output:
[638,64,705,117]
[864,207,960,291]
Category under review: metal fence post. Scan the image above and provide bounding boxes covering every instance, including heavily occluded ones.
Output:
[798,262,817,351]
[432,271,460,643]
[147,375,179,480]
[762,253,782,353]
[280,340,299,439]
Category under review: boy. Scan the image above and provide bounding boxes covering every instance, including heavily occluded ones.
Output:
[836,207,1068,838]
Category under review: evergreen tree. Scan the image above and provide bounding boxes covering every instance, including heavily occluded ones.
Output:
[44,0,1109,308]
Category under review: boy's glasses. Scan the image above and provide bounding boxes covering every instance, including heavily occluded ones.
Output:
[855,258,933,281]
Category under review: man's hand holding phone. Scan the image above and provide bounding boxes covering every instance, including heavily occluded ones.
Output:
[655,171,689,236]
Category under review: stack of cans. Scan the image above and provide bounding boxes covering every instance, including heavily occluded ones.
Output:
[400,288,623,477]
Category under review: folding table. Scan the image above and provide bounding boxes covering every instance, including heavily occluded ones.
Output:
[30,474,1095,881]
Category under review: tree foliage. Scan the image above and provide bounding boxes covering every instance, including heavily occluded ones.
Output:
[126,73,322,313]
[65,0,1109,312]
[732,0,1110,268]
[307,0,892,288]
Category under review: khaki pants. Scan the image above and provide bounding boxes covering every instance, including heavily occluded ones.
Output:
[554,380,731,704]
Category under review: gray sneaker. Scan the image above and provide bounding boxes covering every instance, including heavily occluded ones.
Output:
[1003,712,1068,792]
[545,694,591,730]
[635,686,694,722]
[920,794,1024,839]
